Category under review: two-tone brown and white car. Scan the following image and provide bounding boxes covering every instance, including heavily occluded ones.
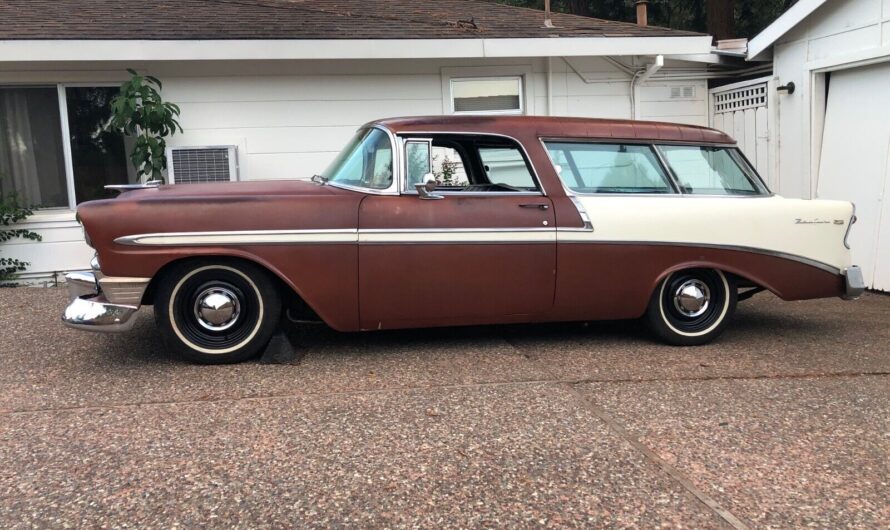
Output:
[63,116,865,363]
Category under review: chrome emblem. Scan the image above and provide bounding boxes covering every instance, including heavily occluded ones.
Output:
[794,218,840,225]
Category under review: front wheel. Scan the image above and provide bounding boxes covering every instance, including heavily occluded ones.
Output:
[645,268,736,346]
[154,259,282,364]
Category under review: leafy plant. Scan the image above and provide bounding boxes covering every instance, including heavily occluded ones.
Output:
[108,69,183,183]
[0,193,42,285]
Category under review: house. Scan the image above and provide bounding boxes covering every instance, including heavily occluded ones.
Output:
[1,0,750,282]
[746,0,890,291]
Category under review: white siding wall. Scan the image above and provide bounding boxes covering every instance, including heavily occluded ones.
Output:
[771,0,890,198]
[0,57,709,281]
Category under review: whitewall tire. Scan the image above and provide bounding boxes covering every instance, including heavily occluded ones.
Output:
[154,259,282,364]
[645,268,736,346]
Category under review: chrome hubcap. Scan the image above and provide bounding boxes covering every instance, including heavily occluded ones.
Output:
[194,287,241,331]
[673,279,710,318]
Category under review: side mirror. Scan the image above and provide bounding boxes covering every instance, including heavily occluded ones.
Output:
[414,173,443,200]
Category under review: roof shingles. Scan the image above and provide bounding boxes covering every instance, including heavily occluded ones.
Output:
[0,0,703,40]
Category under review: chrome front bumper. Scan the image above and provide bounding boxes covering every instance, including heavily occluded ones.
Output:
[842,265,866,300]
[61,260,150,332]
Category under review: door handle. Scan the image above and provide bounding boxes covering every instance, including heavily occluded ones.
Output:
[519,203,549,210]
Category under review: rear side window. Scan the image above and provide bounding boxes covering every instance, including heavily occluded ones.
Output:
[544,142,674,194]
[658,146,763,195]
[478,146,536,188]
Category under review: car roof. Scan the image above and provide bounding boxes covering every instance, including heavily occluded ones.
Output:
[370,115,735,145]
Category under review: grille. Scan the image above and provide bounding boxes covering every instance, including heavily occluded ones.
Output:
[170,147,236,184]
[713,83,768,113]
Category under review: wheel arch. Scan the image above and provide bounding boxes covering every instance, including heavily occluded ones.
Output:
[139,252,339,329]
[647,260,782,303]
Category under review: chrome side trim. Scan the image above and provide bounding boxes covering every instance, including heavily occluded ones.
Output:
[554,238,843,275]
[116,229,359,246]
[358,228,555,244]
[105,180,162,192]
[565,196,594,231]
[844,203,856,250]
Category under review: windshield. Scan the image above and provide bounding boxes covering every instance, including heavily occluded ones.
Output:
[658,145,765,196]
[322,128,393,190]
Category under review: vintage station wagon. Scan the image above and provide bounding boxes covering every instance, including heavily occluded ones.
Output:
[63,116,864,363]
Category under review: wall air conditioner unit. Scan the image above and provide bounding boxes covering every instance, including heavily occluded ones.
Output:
[166,145,239,184]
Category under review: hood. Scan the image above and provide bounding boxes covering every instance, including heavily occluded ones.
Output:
[116,179,348,201]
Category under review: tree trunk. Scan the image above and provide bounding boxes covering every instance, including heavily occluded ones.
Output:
[706,0,735,41]
[565,0,591,17]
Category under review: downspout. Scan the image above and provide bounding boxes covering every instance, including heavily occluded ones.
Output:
[547,56,553,115]
[631,55,663,119]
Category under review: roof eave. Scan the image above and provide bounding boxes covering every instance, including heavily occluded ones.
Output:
[0,36,714,63]
[746,0,828,61]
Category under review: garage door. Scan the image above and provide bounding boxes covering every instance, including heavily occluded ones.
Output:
[817,62,890,291]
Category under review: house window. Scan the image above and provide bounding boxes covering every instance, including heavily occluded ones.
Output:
[65,87,134,203]
[0,84,136,212]
[0,87,69,208]
[450,77,523,115]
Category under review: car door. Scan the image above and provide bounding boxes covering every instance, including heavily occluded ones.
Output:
[357,136,556,330]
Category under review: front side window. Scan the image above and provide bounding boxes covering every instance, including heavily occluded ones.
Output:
[544,142,673,194]
[658,146,763,195]
[402,134,540,193]
[451,77,523,114]
[323,128,393,190]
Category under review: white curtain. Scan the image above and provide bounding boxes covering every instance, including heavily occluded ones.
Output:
[0,88,70,208]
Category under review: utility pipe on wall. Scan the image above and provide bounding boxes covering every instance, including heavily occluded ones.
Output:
[631,54,663,119]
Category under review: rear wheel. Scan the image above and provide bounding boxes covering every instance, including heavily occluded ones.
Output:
[645,268,736,346]
[154,259,282,364]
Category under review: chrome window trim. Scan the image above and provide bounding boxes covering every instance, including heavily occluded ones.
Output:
[654,144,772,198]
[400,190,544,197]
[326,125,401,196]
[539,138,680,197]
[539,137,776,199]
[396,131,547,196]
[402,137,433,192]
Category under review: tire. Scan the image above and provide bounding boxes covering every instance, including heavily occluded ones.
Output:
[154,259,282,364]
[645,268,736,346]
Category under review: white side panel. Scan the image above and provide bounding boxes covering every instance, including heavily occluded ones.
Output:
[570,195,853,273]
[816,62,890,290]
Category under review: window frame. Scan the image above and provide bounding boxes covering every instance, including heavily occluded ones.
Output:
[398,132,546,197]
[540,137,773,198]
[654,144,772,197]
[448,76,525,116]
[0,82,124,216]
[325,125,402,196]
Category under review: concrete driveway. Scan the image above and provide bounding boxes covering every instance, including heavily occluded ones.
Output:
[1,288,888,528]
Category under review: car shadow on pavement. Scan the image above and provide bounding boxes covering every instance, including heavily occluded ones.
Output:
[89,295,837,367]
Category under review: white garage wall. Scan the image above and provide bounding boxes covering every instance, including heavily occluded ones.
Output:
[770,0,890,199]
[0,57,709,281]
